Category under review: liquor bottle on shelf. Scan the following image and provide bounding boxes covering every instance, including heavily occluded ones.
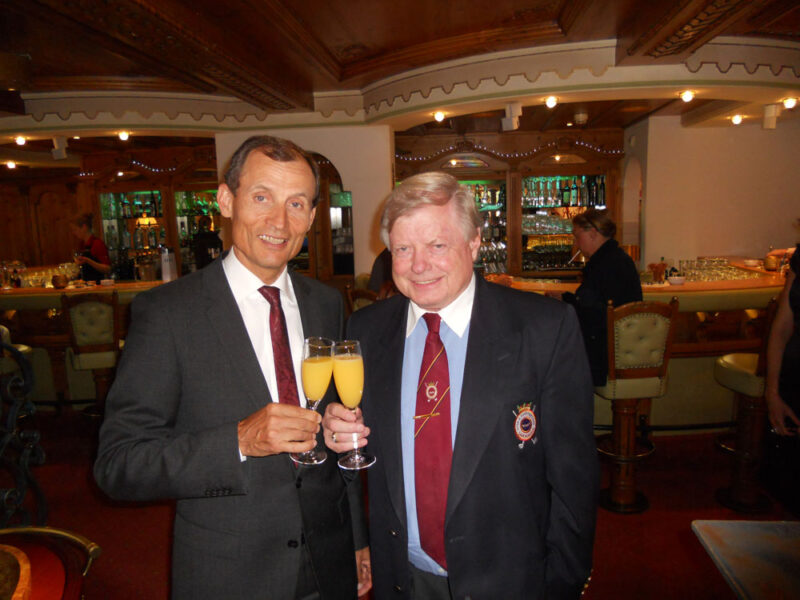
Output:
[107,224,118,249]
[571,177,579,207]
[121,226,132,249]
[588,176,598,207]
[179,221,188,247]
[581,176,588,207]
[597,175,606,207]
[561,178,571,206]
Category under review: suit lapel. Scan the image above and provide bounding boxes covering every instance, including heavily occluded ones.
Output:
[368,297,409,528]
[447,277,519,520]
[202,260,272,411]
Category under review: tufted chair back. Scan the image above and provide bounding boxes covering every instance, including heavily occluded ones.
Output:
[61,292,121,370]
[595,298,679,400]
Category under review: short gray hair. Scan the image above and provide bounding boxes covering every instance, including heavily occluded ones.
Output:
[380,172,481,247]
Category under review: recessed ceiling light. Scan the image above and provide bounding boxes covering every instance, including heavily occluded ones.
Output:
[6,161,16,169]
[15,136,25,145]
[680,90,695,103]
[118,131,130,141]
[117,171,124,177]
[554,154,561,162]
[545,96,558,109]
[434,111,445,122]
[73,136,81,140]
[784,97,797,110]
[731,114,743,125]
[566,122,573,127]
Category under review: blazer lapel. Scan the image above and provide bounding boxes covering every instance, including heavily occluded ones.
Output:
[202,260,272,411]
[447,277,519,520]
[368,297,409,528]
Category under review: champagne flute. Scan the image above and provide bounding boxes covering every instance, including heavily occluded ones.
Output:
[333,340,376,470]
[290,337,334,466]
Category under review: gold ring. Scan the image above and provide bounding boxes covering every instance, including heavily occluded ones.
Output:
[332,432,337,443]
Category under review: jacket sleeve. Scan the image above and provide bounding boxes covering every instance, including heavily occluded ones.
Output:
[93,291,248,502]
[542,305,599,598]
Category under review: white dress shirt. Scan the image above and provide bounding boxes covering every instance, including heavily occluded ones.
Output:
[223,249,305,408]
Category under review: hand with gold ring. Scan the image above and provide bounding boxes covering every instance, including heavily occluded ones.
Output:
[323,402,370,453]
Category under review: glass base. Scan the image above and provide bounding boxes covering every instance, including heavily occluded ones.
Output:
[291,445,327,466]
[337,450,376,471]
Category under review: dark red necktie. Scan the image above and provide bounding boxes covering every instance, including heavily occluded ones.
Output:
[414,313,452,569]
[259,286,299,406]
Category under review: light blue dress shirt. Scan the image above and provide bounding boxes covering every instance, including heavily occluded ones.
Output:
[401,275,475,576]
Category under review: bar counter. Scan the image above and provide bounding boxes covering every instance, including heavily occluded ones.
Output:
[0,280,162,311]
[488,267,787,431]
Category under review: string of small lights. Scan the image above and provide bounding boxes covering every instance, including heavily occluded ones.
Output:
[78,158,183,178]
[396,139,622,162]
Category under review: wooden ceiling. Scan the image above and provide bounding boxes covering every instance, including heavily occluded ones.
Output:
[0,0,798,164]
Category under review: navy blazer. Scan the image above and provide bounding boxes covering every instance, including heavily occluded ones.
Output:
[349,275,598,599]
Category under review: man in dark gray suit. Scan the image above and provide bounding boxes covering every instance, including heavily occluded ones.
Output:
[95,136,371,599]
[324,172,598,599]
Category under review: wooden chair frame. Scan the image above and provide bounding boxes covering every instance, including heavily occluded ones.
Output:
[598,297,679,513]
[60,291,121,416]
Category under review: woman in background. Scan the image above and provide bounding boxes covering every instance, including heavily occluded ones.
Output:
[552,208,642,385]
[763,219,800,515]
[70,212,111,283]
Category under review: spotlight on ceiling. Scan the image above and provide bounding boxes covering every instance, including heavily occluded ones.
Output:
[73,135,81,140]
[680,90,695,103]
[118,131,130,141]
[117,171,124,177]
[545,96,558,109]
[6,161,16,169]
[784,97,797,110]
[15,135,25,145]
[731,114,743,125]
[433,111,445,122]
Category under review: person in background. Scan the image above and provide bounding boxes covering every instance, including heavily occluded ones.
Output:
[367,246,393,294]
[550,208,642,386]
[763,218,800,515]
[70,212,111,283]
[192,214,223,269]
[323,171,598,599]
[94,135,371,600]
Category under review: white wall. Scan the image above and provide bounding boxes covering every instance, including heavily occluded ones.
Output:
[215,125,395,275]
[636,116,800,266]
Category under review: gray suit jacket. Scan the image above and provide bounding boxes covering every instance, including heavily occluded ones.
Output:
[94,258,367,600]
[348,275,598,599]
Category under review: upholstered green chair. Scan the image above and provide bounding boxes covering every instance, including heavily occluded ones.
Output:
[60,292,122,417]
[595,298,679,513]
[713,298,777,513]
[0,324,32,377]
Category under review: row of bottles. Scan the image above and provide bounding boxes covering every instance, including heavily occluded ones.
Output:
[174,190,219,217]
[522,175,605,209]
[522,235,575,271]
[104,222,167,251]
[100,191,163,219]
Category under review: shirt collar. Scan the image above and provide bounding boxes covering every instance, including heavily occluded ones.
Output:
[222,248,296,306]
[406,273,475,338]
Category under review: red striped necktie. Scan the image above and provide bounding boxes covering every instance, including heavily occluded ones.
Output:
[259,286,299,406]
[414,312,452,569]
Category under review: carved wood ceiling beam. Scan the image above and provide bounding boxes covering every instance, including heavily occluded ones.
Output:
[616,0,766,66]
[27,0,314,111]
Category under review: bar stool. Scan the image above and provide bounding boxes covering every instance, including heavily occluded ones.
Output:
[60,292,122,418]
[595,298,679,513]
[714,298,777,513]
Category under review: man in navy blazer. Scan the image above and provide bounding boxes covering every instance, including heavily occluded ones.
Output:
[95,136,370,599]
[324,172,598,599]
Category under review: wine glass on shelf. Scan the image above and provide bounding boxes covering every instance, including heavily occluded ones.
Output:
[333,340,376,470]
[290,337,334,466]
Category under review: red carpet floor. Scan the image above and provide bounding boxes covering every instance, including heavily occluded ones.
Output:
[20,412,798,599]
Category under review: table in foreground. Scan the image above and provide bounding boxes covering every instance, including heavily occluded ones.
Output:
[691,519,800,600]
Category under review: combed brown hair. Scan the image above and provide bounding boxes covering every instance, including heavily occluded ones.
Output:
[379,171,481,246]
[223,135,321,206]
[572,208,616,238]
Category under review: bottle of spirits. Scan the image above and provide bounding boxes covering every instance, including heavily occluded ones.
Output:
[571,177,579,207]
[561,178,571,206]
[588,176,598,207]
[598,175,606,207]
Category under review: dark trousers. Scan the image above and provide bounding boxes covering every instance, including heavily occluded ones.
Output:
[295,542,320,600]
